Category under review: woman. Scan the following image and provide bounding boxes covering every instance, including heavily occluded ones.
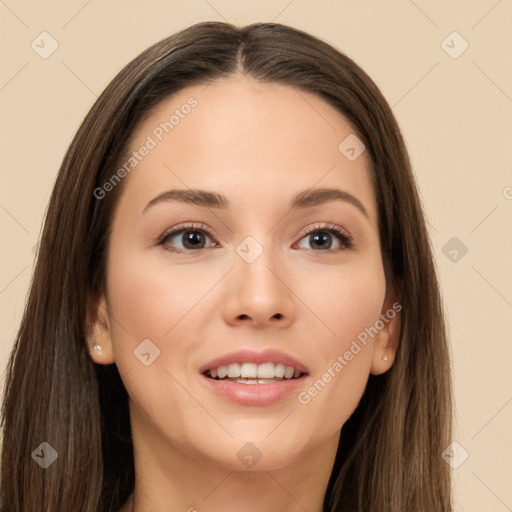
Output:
[0,21,453,511]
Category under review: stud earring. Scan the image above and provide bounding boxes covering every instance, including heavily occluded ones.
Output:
[93,344,103,354]
[382,354,389,361]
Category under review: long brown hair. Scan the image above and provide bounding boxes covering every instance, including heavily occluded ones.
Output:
[0,21,452,511]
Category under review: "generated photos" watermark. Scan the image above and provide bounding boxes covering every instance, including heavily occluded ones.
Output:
[298,301,402,405]
[93,97,198,200]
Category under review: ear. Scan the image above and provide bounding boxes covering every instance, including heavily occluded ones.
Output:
[85,291,116,365]
[370,284,402,375]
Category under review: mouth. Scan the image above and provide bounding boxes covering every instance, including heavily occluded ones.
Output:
[199,348,309,405]
[203,362,307,385]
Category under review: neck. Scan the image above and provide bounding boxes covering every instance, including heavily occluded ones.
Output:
[122,409,340,512]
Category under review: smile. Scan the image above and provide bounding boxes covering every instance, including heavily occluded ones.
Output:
[199,348,309,404]
[204,362,305,384]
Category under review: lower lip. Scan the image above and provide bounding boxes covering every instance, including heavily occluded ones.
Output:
[200,374,307,405]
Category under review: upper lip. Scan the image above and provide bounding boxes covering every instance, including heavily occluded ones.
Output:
[200,348,309,374]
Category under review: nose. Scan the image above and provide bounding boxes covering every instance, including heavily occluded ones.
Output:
[222,247,295,329]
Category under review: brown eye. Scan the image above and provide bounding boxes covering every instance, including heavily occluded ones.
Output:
[158,223,220,253]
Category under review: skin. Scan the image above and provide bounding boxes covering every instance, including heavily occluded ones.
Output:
[87,75,400,512]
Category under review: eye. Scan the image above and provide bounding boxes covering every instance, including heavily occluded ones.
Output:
[294,223,353,252]
[158,222,220,253]
[157,222,353,254]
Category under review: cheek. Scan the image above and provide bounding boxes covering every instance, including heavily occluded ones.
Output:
[293,253,386,345]
[104,247,215,443]
[106,245,218,347]
[292,256,386,431]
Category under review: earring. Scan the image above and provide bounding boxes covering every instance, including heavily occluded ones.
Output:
[382,354,389,361]
[93,344,103,354]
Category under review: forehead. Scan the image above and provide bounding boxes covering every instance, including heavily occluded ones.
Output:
[116,75,377,225]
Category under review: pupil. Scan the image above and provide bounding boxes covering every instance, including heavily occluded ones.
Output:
[183,231,204,249]
[312,232,332,250]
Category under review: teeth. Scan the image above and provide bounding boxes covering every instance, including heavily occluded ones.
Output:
[257,362,274,379]
[207,362,303,380]
[275,364,285,378]
[240,363,258,378]
[237,379,281,385]
[227,363,240,378]
[217,366,228,379]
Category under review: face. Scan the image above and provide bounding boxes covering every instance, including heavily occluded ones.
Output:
[89,75,399,472]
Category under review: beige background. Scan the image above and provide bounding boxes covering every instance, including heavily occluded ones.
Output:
[1,1,511,510]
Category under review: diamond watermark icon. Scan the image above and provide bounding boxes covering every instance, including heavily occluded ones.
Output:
[441,441,469,469]
[338,134,365,161]
[31,31,59,59]
[441,31,469,59]
[237,442,263,469]
[134,338,161,366]
[236,236,263,264]
[442,236,468,263]
[31,442,58,469]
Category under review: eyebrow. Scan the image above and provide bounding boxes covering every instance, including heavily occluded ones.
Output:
[143,187,369,218]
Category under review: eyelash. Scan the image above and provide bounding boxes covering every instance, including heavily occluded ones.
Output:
[157,222,353,254]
